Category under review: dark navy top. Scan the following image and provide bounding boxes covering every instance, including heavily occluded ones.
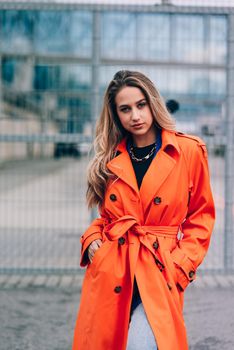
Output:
[127,129,162,188]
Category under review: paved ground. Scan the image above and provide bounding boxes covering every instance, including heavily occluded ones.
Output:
[0,274,233,350]
[184,285,234,350]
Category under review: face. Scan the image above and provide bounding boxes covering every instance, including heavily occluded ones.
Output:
[115,86,156,146]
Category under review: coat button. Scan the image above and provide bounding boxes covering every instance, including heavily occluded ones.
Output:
[114,286,122,293]
[189,270,195,279]
[153,239,159,250]
[118,237,125,245]
[110,194,117,201]
[154,196,161,205]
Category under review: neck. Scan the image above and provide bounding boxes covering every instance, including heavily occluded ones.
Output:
[132,128,157,147]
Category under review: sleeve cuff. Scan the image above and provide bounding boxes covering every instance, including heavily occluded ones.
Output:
[175,266,191,291]
[171,247,196,289]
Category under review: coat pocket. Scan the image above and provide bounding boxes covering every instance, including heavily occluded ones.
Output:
[89,240,112,276]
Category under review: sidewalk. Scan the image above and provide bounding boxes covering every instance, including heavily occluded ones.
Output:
[184,283,234,349]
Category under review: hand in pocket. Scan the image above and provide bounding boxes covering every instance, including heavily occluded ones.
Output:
[88,239,103,263]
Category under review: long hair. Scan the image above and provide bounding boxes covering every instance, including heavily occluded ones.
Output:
[86,70,176,208]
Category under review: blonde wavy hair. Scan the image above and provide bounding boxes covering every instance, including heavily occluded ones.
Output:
[86,70,176,208]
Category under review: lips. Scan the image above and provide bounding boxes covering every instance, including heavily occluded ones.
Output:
[131,123,144,128]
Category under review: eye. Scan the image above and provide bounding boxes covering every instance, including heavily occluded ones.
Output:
[137,101,147,109]
[119,106,130,113]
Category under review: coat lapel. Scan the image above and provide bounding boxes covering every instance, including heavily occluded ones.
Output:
[107,138,139,196]
[139,150,175,212]
[140,130,180,212]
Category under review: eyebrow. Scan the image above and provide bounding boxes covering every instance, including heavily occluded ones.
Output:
[118,98,146,108]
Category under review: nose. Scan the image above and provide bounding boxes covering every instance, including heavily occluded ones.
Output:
[131,108,141,122]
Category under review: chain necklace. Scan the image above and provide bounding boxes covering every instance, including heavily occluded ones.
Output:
[129,142,157,162]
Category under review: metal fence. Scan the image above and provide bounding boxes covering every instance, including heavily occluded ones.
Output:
[0,1,233,275]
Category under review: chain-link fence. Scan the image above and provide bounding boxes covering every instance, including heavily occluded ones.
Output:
[0,0,233,274]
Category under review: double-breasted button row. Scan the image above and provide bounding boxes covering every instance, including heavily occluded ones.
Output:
[154,196,162,205]
[110,193,162,206]
[118,237,125,245]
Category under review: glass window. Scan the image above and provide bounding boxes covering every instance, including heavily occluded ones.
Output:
[167,68,225,98]
[70,12,92,56]
[33,64,92,134]
[209,70,226,96]
[207,16,227,64]
[33,64,91,92]
[173,15,205,63]
[56,92,91,134]
[60,64,91,91]
[136,14,170,61]
[1,57,33,92]
[101,12,136,59]
[100,66,225,99]
[34,65,61,91]
[34,11,92,57]
[1,57,16,84]
[1,10,35,53]
[173,69,210,97]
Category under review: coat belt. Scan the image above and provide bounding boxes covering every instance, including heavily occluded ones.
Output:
[103,215,179,241]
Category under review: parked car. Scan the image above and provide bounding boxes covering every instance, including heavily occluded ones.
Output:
[54,142,81,158]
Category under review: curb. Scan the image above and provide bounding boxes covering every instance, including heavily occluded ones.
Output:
[0,273,84,290]
[1,274,234,289]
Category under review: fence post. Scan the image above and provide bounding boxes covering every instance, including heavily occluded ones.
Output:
[0,55,2,118]
[224,13,234,271]
[90,10,101,222]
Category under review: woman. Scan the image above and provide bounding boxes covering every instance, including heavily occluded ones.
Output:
[72,70,215,350]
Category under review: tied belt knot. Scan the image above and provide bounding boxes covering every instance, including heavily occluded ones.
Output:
[131,225,147,237]
[103,215,179,241]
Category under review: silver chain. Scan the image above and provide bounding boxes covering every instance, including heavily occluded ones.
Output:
[129,143,157,162]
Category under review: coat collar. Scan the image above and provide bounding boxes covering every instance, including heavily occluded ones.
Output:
[160,129,180,155]
[107,130,181,212]
[115,129,180,155]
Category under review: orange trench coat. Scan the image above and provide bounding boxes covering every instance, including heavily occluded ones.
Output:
[72,130,215,350]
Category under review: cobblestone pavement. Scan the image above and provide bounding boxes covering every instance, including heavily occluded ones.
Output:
[0,274,233,350]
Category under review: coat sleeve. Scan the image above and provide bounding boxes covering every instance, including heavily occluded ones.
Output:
[171,141,215,290]
[80,216,105,267]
